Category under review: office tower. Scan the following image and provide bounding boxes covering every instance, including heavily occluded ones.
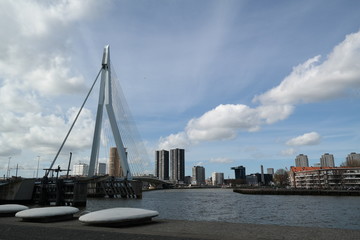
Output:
[97,163,106,175]
[192,166,205,185]
[320,153,335,167]
[170,148,185,183]
[109,147,124,177]
[261,165,265,184]
[73,163,89,176]
[212,172,224,186]
[295,154,309,167]
[346,152,360,166]
[267,168,274,175]
[231,166,246,180]
[155,150,169,180]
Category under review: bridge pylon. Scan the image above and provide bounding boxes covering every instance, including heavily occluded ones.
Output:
[88,45,132,179]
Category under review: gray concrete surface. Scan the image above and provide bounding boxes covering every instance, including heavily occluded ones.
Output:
[0,217,359,240]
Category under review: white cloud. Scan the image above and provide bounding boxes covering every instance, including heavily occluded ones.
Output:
[0,1,99,96]
[281,148,297,156]
[24,108,94,154]
[256,104,294,124]
[186,104,260,142]
[286,132,321,146]
[0,1,110,157]
[24,56,86,96]
[0,82,40,113]
[254,31,360,106]
[158,132,190,150]
[159,103,293,148]
[159,30,360,149]
[0,108,95,157]
[0,137,22,156]
[209,157,234,164]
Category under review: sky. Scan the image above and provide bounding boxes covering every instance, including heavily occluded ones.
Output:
[1,0,360,179]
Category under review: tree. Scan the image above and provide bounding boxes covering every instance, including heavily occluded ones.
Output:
[273,169,289,187]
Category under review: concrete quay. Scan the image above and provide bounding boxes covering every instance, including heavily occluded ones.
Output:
[0,217,359,240]
[234,188,360,196]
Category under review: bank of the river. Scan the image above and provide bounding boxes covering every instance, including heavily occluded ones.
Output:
[234,188,360,196]
[143,186,223,192]
[0,216,359,240]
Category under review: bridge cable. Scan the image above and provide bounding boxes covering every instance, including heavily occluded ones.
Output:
[45,68,103,177]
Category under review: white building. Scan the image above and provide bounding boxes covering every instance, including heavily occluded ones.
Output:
[295,154,309,167]
[320,153,335,167]
[73,163,89,176]
[212,172,224,186]
[267,168,274,175]
[290,167,360,189]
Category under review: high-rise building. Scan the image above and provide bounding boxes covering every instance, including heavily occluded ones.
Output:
[295,154,309,167]
[231,166,246,180]
[346,152,360,166]
[260,165,265,184]
[267,168,274,175]
[73,163,89,176]
[170,148,185,183]
[192,166,205,185]
[108,147,125,177]
[155,150,169,180]
[320,153,335,167]
[97,163,106,175]
[212,172,224,186]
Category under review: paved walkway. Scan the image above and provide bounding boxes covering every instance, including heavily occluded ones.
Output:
[0,217,359,240]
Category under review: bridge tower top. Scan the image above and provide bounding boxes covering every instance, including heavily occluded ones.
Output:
[88,45,132,179]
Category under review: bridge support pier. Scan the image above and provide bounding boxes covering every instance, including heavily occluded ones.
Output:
[87,177,142,199]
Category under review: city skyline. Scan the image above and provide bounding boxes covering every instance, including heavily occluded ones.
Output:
[0,1,360,179]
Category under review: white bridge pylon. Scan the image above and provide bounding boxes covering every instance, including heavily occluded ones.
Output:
[88,45,132,179]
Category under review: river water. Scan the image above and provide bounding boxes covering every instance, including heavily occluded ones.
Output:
[85,188,360,230]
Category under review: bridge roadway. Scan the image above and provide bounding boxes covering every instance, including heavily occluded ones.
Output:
[132,176,173,186]
[88,175,172,186]
[0,216,359,240]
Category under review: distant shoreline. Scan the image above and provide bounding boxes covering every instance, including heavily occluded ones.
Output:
[143,186,224,191]
[233,188,360,196]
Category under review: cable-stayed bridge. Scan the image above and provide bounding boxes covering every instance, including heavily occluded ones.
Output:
[46,45,151,180]
[0,46,171,206]
[88,45,149,178]
[86,46,171,189]
[43,45,173,204]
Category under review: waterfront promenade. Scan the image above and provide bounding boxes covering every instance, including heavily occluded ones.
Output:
[0,217,359,240]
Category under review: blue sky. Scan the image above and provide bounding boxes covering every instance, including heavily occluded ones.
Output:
[0,0,360,178]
